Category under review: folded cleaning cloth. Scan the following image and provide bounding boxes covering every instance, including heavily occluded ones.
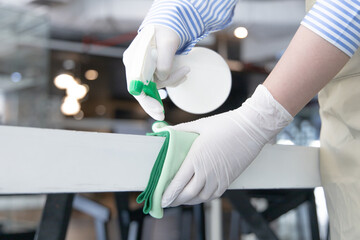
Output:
[136,121,198,219]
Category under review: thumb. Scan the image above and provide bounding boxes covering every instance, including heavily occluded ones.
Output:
[161,156,195,207]
[155,66,190,89]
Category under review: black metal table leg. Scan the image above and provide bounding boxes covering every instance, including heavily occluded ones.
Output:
[114,192,145,240]
[225,191,279,240]
[114,192,130,240]
[35,193,74,240]
[307,190,320,240]
[180,206,193,240]
[193,204,206,240]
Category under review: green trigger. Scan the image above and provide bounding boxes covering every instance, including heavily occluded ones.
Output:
[129,80,163,107]
[129,80,144,95]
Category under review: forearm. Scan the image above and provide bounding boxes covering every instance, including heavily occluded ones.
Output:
[264,0,360,116]
[263,25,350,117]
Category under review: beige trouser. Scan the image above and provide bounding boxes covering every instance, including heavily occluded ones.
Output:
[306,1,360,239]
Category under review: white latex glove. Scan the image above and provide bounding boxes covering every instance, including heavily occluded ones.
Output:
[161,85,293,207]
[123,25,190,120]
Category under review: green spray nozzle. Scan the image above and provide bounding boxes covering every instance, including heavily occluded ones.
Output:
[129,80,144,96]
[129,80,163,107]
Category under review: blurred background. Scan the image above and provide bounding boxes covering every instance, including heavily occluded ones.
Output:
[0,0,326,239]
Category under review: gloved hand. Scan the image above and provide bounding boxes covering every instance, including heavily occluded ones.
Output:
[161,85,293,207]
[123,25,190,120]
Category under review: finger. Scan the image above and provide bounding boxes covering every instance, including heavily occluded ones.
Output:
[134,92,164,120]
[155,66,190,88]
[171,137,218,206]
[168,171,206,207]
[164,139,206,207]
[182,172,218,205]
[155,26,180,81]
[152,121,169,132]
[161,156,195,208]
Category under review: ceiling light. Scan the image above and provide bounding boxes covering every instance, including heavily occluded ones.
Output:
[63,59,75,70]
[85,69,98,81]
[11,72,22,82]
[95,105,106,116]
[74,110,84,120]
[66,84,88,99]
[54,74,76,89]
[234,27,248,39]
[61,96,81,116]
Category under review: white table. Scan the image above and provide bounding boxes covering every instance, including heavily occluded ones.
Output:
[0,125,320,194]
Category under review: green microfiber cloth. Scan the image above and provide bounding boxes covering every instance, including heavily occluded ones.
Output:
[136,121,198,219]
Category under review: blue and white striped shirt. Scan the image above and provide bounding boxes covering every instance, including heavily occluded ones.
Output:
[140,0,360,57]
[302,0,360,57]
[140,0,237,54]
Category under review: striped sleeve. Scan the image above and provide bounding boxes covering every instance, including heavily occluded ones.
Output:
[301,0,360,57]
[139,0,238,54]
